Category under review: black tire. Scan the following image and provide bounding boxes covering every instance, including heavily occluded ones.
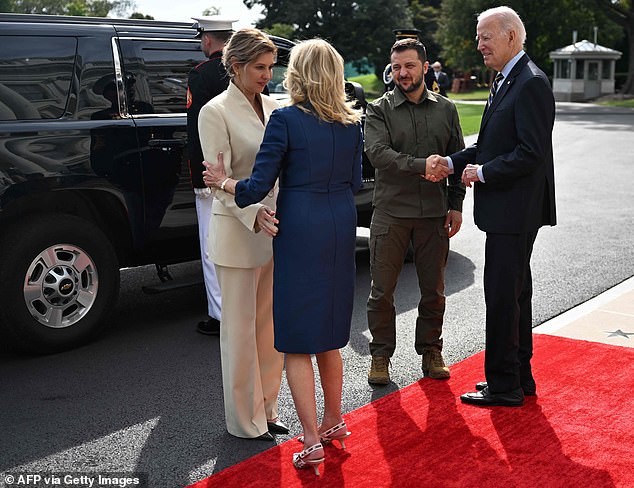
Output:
[0,214,120,354]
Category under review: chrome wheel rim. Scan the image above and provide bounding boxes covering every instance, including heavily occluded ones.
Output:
[23,244,99,329]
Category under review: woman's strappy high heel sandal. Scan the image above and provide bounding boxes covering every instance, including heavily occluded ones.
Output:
[319,421,351,450]
[292,443,325,476]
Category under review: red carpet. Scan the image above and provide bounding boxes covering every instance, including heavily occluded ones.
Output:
[189,335,634,487]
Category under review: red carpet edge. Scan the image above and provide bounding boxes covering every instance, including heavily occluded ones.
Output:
[189,335,634,488]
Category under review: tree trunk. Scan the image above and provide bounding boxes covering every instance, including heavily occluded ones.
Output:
[622,26,634,94]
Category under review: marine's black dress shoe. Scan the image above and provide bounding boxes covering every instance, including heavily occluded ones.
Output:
[460,387,524,407]
[197,317,220,336]
[267,418,289,434]
[475,381,536,396]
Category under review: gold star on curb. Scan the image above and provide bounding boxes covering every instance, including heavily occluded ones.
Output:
[606,329,634,339]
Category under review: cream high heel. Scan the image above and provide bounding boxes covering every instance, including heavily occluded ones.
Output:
[292,443,325,476]
[319,421,351,450]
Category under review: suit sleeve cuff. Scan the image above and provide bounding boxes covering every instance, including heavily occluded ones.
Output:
[446,156,455,173]
[477,166,486,183]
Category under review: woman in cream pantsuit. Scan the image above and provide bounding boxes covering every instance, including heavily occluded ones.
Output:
[198,28,285,440]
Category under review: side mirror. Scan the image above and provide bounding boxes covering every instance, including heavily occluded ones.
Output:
[344,81,367,111]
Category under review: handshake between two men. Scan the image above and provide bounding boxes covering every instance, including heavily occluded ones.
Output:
[424,155,481,188]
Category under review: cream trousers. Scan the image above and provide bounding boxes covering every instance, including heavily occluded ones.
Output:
[215,258,283,438]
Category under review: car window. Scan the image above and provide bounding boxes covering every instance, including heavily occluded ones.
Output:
[119,39,206,115]
[0,36,76,120]
[267,64,288,97]
[266,46,291,102]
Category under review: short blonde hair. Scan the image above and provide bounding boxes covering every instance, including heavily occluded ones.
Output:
[284,39,361,125]
[222,28,277,78]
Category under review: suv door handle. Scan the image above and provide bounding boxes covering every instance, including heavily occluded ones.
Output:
[148,138,186,148]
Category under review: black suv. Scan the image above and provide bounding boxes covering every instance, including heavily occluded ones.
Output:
[0,14,373,354]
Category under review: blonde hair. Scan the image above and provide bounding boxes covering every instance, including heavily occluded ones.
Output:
[284,39,361,125]
[222,28,277,78]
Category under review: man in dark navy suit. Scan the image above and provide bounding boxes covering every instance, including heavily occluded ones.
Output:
[431,61,451,97]
[428,6,556,406]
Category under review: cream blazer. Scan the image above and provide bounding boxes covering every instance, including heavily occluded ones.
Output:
[198,81,279,268]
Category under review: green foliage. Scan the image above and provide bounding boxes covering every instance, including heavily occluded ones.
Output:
[353,0,412,77]
[5,0,65,14]
[65,0,86,15]
[244,0,629,86]
[594,0,634,94]
[129,11,153,19]
[409,0,442,61]
[437,0,625,77]
[245,0,411,78]
[597,97,634,107]
[436,0,489,71]
[265,22,295,39]
[0,0,133,16]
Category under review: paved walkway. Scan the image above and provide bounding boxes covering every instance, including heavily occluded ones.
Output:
[455,99,634,115]
[535,276,634,348]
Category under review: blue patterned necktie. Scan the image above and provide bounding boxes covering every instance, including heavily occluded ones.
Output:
[487,72,504,107]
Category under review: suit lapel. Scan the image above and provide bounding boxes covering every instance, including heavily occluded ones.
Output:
[479,54,530,133]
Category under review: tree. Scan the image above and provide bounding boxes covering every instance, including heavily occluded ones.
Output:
[409,0,442,64]
[265,22,295,39]
[595,0,634,94]
[1,0,133,16]
[129,11,153,19]
[351,0,412,77]
[437,0,624,81]
[244,0,410,77]
[436,0,484,72]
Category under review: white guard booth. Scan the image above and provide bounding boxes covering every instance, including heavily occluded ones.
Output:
[549,39,622,102]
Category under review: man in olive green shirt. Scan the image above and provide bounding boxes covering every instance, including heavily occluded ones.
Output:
[365,38,465,385]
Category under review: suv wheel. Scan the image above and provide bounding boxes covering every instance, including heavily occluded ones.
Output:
[0,215,120,354]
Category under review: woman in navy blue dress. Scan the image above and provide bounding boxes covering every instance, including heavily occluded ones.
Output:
[204,39,362,475]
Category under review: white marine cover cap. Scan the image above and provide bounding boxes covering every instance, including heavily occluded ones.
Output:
[192,16,238,37]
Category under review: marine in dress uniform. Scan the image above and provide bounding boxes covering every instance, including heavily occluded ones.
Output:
[187,16,236,335]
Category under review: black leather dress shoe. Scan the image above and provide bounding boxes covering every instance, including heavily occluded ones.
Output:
[475,381,536,396]
[461,387,524,407]
[197,317,220,336]
[267,419,289,434]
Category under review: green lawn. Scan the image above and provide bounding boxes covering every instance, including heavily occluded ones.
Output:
[349,73,384,100]
[597,98,634,108]
[448,89,489,101]
[453,103,484,136]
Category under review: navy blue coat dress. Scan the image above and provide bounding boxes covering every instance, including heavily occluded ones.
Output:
[235,105,363,354]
